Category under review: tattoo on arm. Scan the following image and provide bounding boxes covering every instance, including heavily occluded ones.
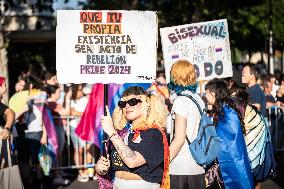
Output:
[110,134,137,163]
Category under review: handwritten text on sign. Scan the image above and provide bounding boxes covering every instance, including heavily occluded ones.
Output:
[76,12,135,75]
[56,10,157,84]
[160,19,232,82]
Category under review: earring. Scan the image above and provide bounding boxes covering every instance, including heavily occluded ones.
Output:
[113,107,127,130]
[119,110,127,129]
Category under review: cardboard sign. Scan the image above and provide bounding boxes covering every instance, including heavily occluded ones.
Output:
[160,19,232,82]
[56,10,157,84]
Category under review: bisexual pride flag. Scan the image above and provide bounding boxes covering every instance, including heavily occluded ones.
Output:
[75,83,151,149]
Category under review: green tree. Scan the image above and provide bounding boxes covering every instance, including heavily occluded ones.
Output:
[84,0,284,57]
[1,0,55,99]
[273,0,284,48]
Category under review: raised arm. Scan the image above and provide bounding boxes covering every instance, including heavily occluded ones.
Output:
[100,106,146,168]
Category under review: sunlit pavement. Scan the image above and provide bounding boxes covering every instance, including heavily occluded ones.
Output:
[263,180,282,189]
[45,179,281,189]
[54,180,99,189]
[24,176,282,189]
[22,153,284,189]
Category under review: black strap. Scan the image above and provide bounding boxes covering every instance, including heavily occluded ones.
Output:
[185,135,191,145]
[0,139,12,168]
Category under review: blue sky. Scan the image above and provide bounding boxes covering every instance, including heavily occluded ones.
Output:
[53,0,86,10]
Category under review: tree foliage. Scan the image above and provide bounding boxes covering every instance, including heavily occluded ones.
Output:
[84,0,284,53]
[273,0,284,47]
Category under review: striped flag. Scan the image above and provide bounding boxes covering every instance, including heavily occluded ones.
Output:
[75,83,151,149]
[29,90,58,157]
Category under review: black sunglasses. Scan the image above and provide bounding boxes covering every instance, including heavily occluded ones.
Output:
[118,98,142,108]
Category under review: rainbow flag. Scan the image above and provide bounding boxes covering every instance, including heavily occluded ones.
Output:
[75,83,151,149]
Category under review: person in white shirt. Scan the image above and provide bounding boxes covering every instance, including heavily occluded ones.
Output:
[168,60,205,189]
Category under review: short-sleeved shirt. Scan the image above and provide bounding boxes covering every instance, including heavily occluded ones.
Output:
[70,97,88,128]
[247,84,266,116]
[0,102,8,127]
[111,128,164,184]
[24,104,43,133]
[170,91,205,175]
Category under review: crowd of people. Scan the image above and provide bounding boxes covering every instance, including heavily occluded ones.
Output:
[2,71,97,186]
[95,60,281,189]
[0,60,283,189]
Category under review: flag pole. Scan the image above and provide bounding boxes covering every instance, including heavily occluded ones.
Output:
[102,83,109,157]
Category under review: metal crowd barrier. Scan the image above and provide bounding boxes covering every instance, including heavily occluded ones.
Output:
[267,106,284,152]
[51,116,97,170]
[23,107,284,170]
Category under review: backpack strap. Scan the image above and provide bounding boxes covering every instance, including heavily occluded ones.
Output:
[172,94,204,145]
[185,134,191,145]
[178,94,204,115]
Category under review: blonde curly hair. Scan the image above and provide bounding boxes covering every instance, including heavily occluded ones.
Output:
[112,86,167,130]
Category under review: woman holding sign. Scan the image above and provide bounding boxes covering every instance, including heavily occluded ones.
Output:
[96,86,169,189]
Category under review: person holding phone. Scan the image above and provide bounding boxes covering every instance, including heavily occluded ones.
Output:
[96,86,169,189]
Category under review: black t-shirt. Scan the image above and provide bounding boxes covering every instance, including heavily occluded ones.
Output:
[247,84,266,116]
[111,128,164,184]
[0,102,8,127]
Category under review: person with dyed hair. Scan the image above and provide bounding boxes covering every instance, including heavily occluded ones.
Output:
[96,86,169,189]
[0,76,16,171]
[0,76,6,99]
[0,76,15,140]
[168,60,206,189]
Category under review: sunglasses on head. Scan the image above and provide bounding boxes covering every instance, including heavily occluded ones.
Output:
[118,98,142,108]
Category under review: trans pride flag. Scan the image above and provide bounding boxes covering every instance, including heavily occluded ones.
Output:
[75,83,151,149]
